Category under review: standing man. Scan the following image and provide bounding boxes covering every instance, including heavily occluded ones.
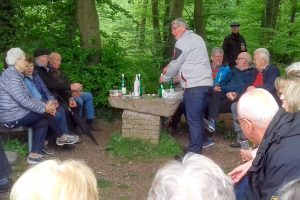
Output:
[222,22,247,68]
[160,18,213,155]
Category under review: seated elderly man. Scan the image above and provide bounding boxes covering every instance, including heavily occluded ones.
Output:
[229,86,300,199]
[0,48,55,164]
[148,153,235,200]
[204,52,255,133]
[49,52,100,131]
[230,48,280,148]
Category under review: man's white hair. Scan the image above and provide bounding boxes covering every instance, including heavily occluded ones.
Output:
[147,153,235,200]
[171,18,189,29]
[254,48,270,63]
[5,48,26,66]
[238,88,279,128]
[286,62,300,74]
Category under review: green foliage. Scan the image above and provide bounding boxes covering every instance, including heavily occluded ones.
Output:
[106,132,182,160]
[3,138,28,156]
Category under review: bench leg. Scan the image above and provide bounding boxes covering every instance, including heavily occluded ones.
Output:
[28,128,33,152]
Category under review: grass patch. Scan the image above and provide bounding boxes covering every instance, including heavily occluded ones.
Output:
[105,131,182,160]
[97,178,113,188]
[3,138,28,156]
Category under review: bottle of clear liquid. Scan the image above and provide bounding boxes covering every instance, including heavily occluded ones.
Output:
[169,77,174,92]
[134,74,140,96]
[139,74,143,96]
[121,74,126,95]
[159,73,165,98]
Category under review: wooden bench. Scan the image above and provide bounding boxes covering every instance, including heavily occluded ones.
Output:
[0,126,33,152]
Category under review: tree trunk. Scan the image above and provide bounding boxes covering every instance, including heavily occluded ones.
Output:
[139,0,148,47]
[163,0,171,42]
[194,0,206,40]
[0,0,17,67]
[162,0,185,63]
[151,0,162,57]
[289,0,297,37]
[75,0,102,64]
[261,0,281,45]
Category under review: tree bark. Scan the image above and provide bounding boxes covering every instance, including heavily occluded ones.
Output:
[138,0,148,47]
[194,0,206,40]
[162,0,185,63]
[261,0,281,45]
[75,0,102,64]
[151,0,162,57]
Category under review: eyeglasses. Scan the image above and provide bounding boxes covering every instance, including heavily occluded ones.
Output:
[236,57,246,61]
[171,25,183,31]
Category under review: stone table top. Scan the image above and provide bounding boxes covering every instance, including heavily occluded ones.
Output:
[108,96,181,117]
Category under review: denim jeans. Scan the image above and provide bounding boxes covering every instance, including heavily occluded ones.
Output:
[184,86,211,153]
[74,92,95,120]
[48,106,69,137]
[234,176,250,200]
[0,112,48,154]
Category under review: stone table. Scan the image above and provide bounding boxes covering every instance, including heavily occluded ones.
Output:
[108,95,181,144]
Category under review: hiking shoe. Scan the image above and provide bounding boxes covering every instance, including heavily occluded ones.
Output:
[27,154,46,164]
[204,118,216,133]
[203,138,215,149]
[56,134,79,146]
[42,144,55,155]
[0,178,12,193]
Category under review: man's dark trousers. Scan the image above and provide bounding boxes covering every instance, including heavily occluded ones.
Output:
[184,86,211,153]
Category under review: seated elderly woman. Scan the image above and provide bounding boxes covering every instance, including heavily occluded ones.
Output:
[147,153,235,200]
[24,58,79,154]
[10,159,100,200]
[0,48,74,164]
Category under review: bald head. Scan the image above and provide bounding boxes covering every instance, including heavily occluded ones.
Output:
[237,88,279,143]
[49,52,61,70]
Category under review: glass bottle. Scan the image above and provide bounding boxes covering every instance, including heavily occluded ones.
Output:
[169,77,175,92]
[121,74,126,95]
[159,73,165,98]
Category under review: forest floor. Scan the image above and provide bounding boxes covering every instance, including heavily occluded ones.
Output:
[1,119,241,200]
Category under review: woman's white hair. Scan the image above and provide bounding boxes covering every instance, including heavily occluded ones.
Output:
[147,153,235,200]
[286,62,300,74]
[10,159,99,200]
[5,48,26,66]
[238,88,279,129]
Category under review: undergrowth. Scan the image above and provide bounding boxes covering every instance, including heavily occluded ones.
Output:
[3,138,28,156]
[105,131,182,160]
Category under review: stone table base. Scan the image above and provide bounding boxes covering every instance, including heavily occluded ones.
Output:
[122,110,161,144]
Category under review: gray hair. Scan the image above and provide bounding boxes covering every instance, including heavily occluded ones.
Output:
[147,153,235,200]
[5,48,26,66]
[171,18,189,29]
[238,88,279,129]
[286,62,300,74]
[276,178,300,200]
[243,52,252,66]
[254,48,270,63]
[211,47,224,55]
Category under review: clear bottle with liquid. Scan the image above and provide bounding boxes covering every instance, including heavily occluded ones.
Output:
[134,74,140,96]
[121,74,126,95]
[169,77,175,92]
[139,74,143,96]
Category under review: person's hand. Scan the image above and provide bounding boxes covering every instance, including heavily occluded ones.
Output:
[213,86,221,92]
[163,65,169,74]
[174,75,180,83]
[226,92,238,101]
[228,160,252,183]
[71,83,82,91]
[45,102,56,116]
[240,149,253,162]
[72,90,82,98]
[69,97,77,108]
[159,75,164,83]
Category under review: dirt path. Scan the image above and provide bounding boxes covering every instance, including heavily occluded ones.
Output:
[2,119,241,200]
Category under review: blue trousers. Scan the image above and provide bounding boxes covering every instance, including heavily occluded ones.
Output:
[235,176,250,200]
[0,112,48,154]
[184,86,210,153]
[74,92,95,120]
[48,106,69,137]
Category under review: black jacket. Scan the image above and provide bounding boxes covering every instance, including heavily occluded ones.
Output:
[222,33,247,68]
[245,109,300,200]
